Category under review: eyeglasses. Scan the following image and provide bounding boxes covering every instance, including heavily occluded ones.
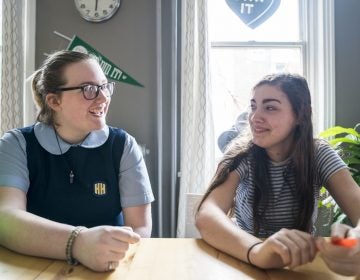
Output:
[54,82,115,100]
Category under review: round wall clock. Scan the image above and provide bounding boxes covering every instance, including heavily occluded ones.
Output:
[74,0,121,23]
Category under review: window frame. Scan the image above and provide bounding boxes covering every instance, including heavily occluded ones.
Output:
[209,0,335,134]
[304,0,335,133]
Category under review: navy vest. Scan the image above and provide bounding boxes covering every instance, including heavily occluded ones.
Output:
[20,126,126,228]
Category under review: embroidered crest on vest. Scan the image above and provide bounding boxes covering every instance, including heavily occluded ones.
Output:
[94,182,107,196]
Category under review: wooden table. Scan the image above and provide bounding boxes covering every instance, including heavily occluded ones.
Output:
[0,238,358,280]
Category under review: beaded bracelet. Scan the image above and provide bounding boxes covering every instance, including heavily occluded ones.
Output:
[246,241,263,265]
[66,226,86,265]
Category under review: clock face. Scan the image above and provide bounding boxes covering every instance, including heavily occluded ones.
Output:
[74,0,121,23]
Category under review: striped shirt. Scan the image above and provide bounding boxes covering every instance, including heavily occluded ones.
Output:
[234,140,347,238]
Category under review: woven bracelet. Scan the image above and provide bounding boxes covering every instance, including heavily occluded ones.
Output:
[66,226,86,265]
[246,241,263,265]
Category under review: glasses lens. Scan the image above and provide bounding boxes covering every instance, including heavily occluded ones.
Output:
[83,85,98,100]
[101,82,114,97]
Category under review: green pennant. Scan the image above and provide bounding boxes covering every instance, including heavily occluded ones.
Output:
[67,36,144,88]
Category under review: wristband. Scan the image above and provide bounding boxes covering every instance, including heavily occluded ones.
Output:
[66,226,86,265]
[246,241,263,265]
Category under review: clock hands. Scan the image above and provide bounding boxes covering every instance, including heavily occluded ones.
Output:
[75,0,120,22]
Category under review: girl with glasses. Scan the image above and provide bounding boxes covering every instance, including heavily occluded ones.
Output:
[196,73,360,276]
[0,50,154,272]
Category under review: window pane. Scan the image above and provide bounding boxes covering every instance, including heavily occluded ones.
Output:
[209,0,300,42]
[210,47,302,154]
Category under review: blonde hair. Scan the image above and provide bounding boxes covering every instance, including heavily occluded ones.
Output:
[31,50,95,125]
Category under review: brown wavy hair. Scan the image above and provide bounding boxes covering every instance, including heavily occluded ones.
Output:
[197,73,315,235]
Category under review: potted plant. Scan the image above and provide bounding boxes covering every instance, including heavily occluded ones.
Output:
[318,123,360,225]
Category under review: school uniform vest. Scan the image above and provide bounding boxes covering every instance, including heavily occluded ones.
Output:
[20,125,126,228]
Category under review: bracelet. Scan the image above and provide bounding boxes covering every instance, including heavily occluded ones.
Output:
[246,241,263,265]
[66,226,86,265]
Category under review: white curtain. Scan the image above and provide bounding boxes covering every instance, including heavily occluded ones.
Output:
[177,0,215,237]
[0,0,25,135]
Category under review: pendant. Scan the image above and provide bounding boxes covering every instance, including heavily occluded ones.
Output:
[70,170,74,184]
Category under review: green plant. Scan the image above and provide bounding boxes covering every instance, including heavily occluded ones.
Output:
[318,123,360,224]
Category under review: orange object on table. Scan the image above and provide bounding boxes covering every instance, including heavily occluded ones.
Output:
[331,237,358,248]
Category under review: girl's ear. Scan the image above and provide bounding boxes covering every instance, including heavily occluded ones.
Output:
[45,93,61,111]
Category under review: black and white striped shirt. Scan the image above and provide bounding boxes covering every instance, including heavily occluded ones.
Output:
[234,140,347,238]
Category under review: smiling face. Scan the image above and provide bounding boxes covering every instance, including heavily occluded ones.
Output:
[249,84,298,162]
[47,59,110,143]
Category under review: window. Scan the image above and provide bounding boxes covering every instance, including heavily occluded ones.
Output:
[208,0,335,156]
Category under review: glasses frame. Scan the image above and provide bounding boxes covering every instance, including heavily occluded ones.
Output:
[54,82,115,100]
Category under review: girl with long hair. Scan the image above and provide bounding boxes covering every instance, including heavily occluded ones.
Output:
[196,73,360,276]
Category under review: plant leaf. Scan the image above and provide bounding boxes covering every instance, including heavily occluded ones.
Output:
[319,127,360,138]
[335,213,347,224]
[328,137,359,146]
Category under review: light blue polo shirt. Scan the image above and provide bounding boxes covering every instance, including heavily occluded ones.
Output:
[0,122,154,208]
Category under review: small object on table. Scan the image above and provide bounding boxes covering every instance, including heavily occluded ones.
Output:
[331,237,358,248]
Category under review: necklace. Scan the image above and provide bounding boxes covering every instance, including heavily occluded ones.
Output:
[54,128,90,184]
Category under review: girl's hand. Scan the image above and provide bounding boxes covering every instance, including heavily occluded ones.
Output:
[250,228,317,269]
[72,226,140,271]
[317,223,360,276]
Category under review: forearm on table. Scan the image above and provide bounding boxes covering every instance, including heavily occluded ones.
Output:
[0,208,74,259]
[123,203,152,237]
[132,224,152,238]
[196,207,261,261]
[337,195,360,227]
[124,218,152,237]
